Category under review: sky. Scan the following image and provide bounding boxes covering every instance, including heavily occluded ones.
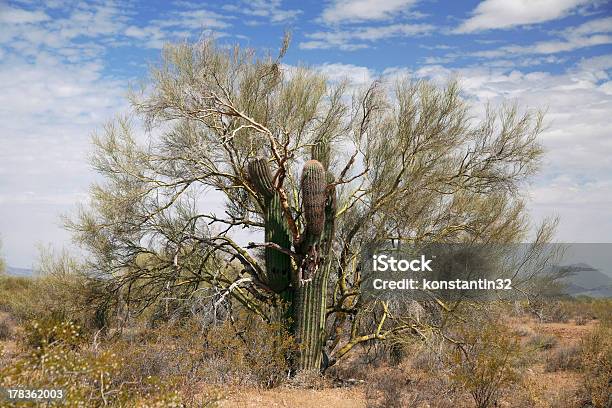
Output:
[0,0,611,268]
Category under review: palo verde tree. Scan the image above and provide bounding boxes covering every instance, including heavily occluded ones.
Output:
[69,36,551,372]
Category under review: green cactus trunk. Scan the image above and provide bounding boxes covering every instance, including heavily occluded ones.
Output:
[294,264,329,370]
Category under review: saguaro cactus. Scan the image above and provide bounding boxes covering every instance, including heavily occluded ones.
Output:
[247,137,336,371]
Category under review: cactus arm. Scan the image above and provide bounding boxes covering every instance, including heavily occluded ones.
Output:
[301,160,327,242]
[247,158,275,199]
[247,158,293,293]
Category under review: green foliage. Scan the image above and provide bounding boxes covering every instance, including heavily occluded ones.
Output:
[449,320,522,408]
[25,318,87,352]
[0,275,33,317]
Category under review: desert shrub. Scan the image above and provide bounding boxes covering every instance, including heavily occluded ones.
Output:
[526,332,558,350]
[24,318,88,352]
[574,315,589,325]
[0,318,189,407]
[109,310,295,390]
[552,298,612,323]
[0,314,15,340]
[512,325,534,338]
[286,369,330,389]
[543,302,570,323]
[448,319,522,408]
[512,379,582,408]
[0,267,96,330]
[409,347,440,372]
[545,344,582,372]
[364,368,409,408]
[364,367,461,408]
[579,321,612,407]
[200,311,296,387]
[0,275,34,315]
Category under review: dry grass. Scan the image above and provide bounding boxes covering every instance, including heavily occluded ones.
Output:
[545,345,582,372]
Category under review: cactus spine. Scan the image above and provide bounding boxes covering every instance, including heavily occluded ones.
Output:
[247,136,336,371]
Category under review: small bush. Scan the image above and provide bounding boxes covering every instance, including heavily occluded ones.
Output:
[512,325,534,338]
[449,319,522,408]
[364,367,461,408]
[199,311,296,387]
[0,275,33,315]
[364,368,406,408]
[287,369,329,389]
[409,348,440,372]
[24,318,87,352]
[111,311,295,391]
[579,321,612,408]
[526,333,558,350]
[545,345,582,372]
[544,303,570,323]
[574,315,589,325]
[0,314,15,340]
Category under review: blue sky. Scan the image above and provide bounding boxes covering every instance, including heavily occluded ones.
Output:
[1,0,611,268]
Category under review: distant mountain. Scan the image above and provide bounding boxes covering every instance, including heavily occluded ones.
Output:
[5,266,34,277]
[559,263,612,298]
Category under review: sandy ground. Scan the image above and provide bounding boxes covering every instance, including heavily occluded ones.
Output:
[217,387,366,408]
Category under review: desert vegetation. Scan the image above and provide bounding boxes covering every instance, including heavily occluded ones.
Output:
[1,36,610,407]
[1,268,610,407]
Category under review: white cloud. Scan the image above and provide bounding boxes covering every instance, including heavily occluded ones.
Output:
[577,54,612,71]
[300,23,433,50]
[321,0,418,24]
[0,55,128,267]
[456,0,592,33]
[314,63,374,85]
[123,7,232,49]
[471,17,612,58]
[0,4,49,24]
[0,2,131,267]
[222,0,301,23]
